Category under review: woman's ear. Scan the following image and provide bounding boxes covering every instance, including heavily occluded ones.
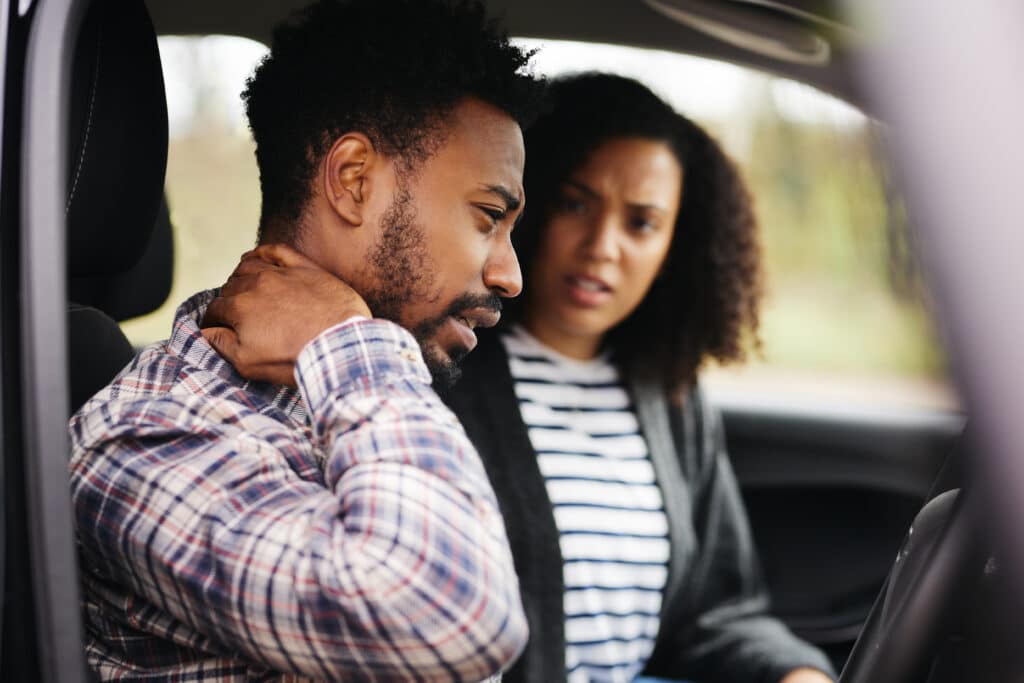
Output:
[322,132,375,227]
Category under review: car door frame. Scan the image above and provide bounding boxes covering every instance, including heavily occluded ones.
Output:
[14,0,88,679]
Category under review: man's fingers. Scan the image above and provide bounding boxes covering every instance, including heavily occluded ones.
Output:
[202,295,239,329]
[201,326,240,363]
[201,325,294,386]
[250,243,312,269]
[259,361,300,389]
[222,253,285,297]
[219,272,263,298]
[202,245,367,386]
[232,256,280,277]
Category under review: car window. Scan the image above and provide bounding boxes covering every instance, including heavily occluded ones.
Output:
[129,35,956,412]
[120,35,268,348]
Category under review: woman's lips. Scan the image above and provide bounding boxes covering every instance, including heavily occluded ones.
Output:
[565,274,612,307]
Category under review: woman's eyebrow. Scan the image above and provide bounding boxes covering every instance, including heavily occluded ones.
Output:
[567,179,667,214]
[628,201,668,214]
[564,179,599,198]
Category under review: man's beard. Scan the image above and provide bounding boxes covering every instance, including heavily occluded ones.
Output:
[409,291,503,389]
[362,184,500,389]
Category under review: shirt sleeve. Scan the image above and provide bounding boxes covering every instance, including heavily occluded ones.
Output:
[666,391,836,683]
[69,318,528,682]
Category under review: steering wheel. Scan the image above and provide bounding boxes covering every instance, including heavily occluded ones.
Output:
[838,488,979,682]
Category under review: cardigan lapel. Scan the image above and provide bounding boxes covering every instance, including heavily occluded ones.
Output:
[629,376,697,635]
[447,330,567,682]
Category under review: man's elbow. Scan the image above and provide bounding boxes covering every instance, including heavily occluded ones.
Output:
[446,589,528,681]
[486,592,529,669]
[332,534,529,680]
[416,547,529,680]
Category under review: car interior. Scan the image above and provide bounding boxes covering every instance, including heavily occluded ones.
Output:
[1,0,1019,681]
[66,0,172,416]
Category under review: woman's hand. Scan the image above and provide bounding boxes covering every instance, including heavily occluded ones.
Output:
[780,668,834,683]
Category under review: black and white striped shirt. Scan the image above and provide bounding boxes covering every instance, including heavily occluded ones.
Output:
[502,326,671,683]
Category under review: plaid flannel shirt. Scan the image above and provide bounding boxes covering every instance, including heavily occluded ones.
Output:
[69,290,526,681]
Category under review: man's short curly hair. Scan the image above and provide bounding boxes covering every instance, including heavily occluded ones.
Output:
[243,0,544,242]
[508,73,763,394]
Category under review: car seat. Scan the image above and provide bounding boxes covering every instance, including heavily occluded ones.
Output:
[65,0,172,415]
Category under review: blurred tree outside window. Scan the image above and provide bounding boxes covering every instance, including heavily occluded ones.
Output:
[129,35,956,411]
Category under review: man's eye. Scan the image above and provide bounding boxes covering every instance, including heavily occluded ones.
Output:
[480,206,506,225]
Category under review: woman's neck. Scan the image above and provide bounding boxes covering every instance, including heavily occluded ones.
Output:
[520,311,604,361]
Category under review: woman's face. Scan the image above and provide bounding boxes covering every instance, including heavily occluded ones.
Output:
[523,137,682,359]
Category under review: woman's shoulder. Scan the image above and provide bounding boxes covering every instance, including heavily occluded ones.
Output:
[626,371,721,472]
[626,364,704,410]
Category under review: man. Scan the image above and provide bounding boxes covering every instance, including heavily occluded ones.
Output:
[69,0,544,680]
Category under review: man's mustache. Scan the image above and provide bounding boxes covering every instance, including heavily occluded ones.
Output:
[441,292,503,320]
[412,291,503,343]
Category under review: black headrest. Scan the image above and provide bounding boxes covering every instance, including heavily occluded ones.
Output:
[67,0,168,279]
[68,196,174,321]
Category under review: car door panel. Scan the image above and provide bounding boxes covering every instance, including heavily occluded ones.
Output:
[718,399,964,667]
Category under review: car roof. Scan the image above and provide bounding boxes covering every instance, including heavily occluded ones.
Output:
[145,0,863,109]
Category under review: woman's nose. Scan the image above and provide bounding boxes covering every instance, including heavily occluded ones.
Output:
[582,214,621,262]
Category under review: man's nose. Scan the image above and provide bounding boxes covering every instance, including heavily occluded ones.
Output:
[484,236,523,298]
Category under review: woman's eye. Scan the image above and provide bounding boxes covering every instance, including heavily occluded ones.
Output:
[632,217,657,232]
[557,196,587,214]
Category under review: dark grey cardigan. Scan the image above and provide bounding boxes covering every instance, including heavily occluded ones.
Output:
[442,330,835,683]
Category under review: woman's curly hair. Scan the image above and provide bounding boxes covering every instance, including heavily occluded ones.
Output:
[507,73,763,394]
[242,0,544,242]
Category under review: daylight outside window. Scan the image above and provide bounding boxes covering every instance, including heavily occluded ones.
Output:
[128,35,956,412]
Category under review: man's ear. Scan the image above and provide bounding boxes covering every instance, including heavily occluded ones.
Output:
[322,133,375,227]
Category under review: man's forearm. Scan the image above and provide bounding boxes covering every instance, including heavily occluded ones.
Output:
[297,317,528,678]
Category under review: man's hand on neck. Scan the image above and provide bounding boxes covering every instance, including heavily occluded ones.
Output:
[201,243,371,387]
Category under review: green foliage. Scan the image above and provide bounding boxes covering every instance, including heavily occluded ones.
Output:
[738,115,947,379]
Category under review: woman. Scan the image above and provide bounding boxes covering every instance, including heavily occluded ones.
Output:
[443,74,835,683]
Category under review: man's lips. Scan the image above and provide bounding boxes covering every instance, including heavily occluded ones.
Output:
[453,306,501,331]
[449,307,501,353]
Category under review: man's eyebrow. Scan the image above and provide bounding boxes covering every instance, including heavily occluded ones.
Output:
[480,184,522,212]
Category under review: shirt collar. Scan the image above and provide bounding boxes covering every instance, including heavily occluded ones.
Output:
[168,289,307,425]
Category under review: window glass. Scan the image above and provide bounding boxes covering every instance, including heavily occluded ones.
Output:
[131,36,956,411]
[122,36,267,346]
[519,39,954,411]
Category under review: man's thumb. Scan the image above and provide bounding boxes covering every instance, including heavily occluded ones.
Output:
[201,326,239,362]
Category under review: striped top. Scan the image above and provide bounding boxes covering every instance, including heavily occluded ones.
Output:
[502,326,670,683]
